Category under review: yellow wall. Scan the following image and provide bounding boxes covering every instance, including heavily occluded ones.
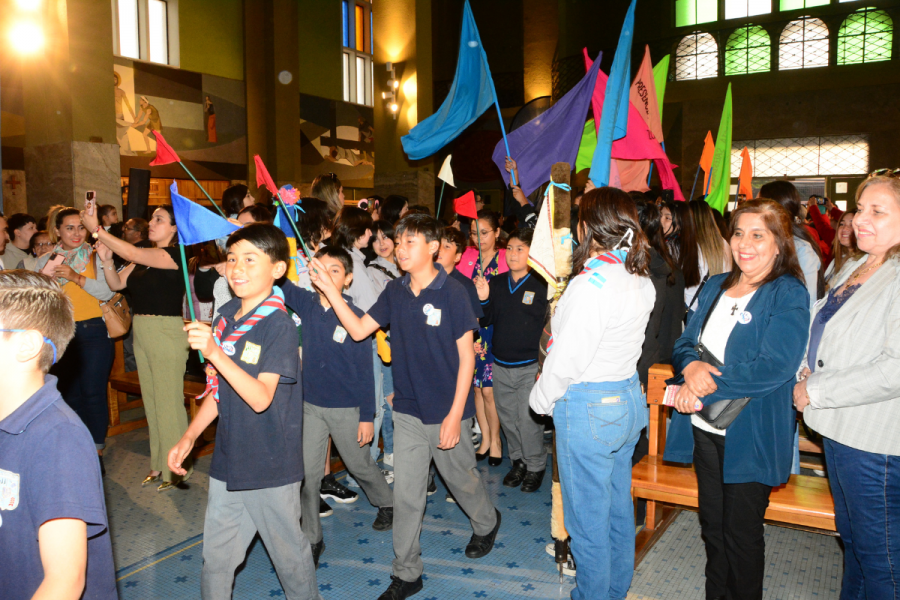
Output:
[179,0,244,80]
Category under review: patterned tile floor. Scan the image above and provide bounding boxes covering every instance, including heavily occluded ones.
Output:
[105,429,842,599]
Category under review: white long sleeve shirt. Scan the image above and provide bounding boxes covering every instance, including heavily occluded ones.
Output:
[529,257,655,416]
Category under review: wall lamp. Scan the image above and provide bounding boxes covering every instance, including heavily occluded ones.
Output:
[382,62,400,120]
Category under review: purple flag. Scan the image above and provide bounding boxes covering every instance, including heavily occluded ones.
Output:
[491,53,602,197]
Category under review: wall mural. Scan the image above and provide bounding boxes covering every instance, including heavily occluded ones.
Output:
[114,58,247,180]
[299,94,374,188]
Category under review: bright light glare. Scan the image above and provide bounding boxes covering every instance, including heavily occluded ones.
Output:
[15,0,42,10]
[10,21,45,54]
[390,103,399,112]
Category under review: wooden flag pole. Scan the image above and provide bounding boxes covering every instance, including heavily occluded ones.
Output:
[179,243,204,363]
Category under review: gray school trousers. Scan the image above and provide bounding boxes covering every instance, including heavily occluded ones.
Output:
[492,363,547,472]
[201,478,322,600]
[392,412,498,582]
[300,403,394,544]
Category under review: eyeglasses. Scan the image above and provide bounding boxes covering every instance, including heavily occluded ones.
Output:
[34,242,54,248]
[869,168,900,178]
[0,329,58,364]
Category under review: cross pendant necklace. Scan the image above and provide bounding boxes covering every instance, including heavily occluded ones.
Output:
[731,302,739,316]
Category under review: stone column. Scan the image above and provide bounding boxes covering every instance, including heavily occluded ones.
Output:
[523,0,558,103]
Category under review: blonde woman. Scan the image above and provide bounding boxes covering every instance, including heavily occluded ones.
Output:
[311,172,346,215]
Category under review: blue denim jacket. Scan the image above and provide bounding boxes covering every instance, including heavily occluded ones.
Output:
[663,273,810,486]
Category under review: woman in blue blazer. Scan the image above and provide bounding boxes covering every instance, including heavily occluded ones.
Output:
[663,200,810,600]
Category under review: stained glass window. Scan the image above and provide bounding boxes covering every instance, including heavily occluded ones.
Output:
[725,26,771,74]
[725,0,770,20]
[780,17,829,70]
[780,0,829,10]
[676,0,717,27]
[838,8,892,65]
[676,32,719,80]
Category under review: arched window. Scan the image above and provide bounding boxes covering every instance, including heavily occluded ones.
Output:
[675,32,719,80]
[725,25,772,74]
[780,17,829,69]
[838,8,892,64]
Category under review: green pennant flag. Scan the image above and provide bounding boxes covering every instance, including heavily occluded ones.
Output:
[705,83,733,215]
[576,119,597,173]
[652,55,670,122]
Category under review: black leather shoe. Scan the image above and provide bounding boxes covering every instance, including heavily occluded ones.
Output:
[373,506,394,531]
[520,469,546,493]
[475,451,488,462]
[488,455,503,467]
[377,575,423,600]
[311,539,324,568]
[465,508,501,558]
[502,460,527,487]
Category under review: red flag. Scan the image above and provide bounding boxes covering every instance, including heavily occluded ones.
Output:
[253,155,279,196]
[454,190,478,219]
[739,146,753,199]
[149,132,181,166]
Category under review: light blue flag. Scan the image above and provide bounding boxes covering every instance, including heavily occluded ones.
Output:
[170,181,239,246]
[590,0,637,187]
[401,0,495,160]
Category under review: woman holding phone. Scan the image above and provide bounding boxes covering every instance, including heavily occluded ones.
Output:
[82,203,190,492]
[36,207,115,471]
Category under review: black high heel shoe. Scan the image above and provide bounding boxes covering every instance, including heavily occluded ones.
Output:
[475,451,488,462]
[488,455,502,467]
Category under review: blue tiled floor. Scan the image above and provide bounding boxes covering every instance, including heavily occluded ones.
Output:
[109,428,575,599]
[107,428,842,599]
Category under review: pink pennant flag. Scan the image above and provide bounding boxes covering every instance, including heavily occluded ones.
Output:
[582,49,684,200]
[630,46,664,143]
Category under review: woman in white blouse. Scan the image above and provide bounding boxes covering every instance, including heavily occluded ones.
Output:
[530,187,655,600]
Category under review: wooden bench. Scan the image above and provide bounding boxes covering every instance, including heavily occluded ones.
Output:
[106,339,215,455]
[632,364,836,534]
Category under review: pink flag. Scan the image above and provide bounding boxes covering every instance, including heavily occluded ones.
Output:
[630,46,664,143]
[582,49,684,200]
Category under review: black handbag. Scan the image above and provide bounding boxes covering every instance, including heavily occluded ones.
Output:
[691,288,751,430]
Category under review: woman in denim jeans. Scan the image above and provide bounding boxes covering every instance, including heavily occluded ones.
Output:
[530,188,655,600]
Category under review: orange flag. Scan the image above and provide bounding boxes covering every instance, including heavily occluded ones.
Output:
[699,131,715,193]
[739,146,753,200]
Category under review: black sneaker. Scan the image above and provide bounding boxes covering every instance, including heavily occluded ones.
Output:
[319,498,333,517]
[426,473,437,496]
[320,474,358,504]
[520,469,546,493]
[502,459,527,487]
[377,575,423,600]
[372,506,394,531]
[465,509,501,558]
[310,539,325,568]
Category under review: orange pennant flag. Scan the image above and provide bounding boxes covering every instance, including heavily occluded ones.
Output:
[739,146,753,200]
[699,131,715,193]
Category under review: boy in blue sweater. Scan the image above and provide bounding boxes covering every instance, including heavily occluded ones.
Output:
[168,224,321,599]
[474,228,549,492]
[310,214,500,600]
[281,246,394,567]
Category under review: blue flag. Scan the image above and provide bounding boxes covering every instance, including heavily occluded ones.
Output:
[170,181,239,246]
[590,0,637,187]
[491,54,602,197]
[401,0,495,160]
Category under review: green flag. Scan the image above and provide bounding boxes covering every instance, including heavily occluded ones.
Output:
[575,119,597,173]
[652,55,670,122]
[705,84,733,215]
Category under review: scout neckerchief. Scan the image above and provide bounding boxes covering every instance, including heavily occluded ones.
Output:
[544,248,630,356]
[199,287,288,402]
[52,242,92,286]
